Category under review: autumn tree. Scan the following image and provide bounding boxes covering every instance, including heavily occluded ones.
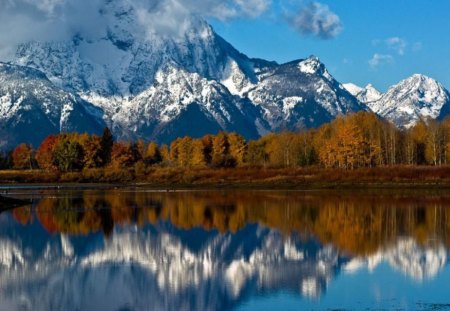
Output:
[53,136,84,172]
[145,142,162,165]
[110,142,136,168]
[160,144,170,163]
[408,121,428,165]
[200,135,214,164]
[35,135,60,170]
[228,133,246,167]
[425,119,446,165]
[12,144,34,170]
[191,139,207,167]
[79,134,103,168]
[177,137,194,167]
[246,139,268,167]
[212,132,230,167]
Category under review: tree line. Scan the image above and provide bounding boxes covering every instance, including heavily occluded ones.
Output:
[3,112,450,172]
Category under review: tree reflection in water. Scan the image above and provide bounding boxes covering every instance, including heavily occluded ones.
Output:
[12,190,450,256]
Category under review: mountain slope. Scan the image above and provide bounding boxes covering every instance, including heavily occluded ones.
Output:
[368,74,450,127]
[249,57,363,131]
[0,63,105,149]
[343,83,382,104]
[2,0,364,146]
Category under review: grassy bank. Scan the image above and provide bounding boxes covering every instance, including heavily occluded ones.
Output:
[1,166,450,189]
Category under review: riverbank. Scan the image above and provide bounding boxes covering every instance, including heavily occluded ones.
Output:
[1,166,450,189]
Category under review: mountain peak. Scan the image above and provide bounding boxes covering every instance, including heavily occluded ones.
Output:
[343,83,382,104]
[298,56,323,74]
[368,73,450,127]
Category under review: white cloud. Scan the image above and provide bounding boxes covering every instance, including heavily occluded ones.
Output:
[235,0,271,18]
[386,37,407,55]
[0,0,273,59]
[369,53,394,69]
[287,2,342,39]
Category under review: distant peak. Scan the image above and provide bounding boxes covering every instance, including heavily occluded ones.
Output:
[307,55,320,62]
[298,56,324,75]
[343,83,363,96]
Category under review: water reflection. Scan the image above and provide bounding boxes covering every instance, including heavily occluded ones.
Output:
[1,190,450,311]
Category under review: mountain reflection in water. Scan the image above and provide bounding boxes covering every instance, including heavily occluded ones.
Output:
[0,189,450,311]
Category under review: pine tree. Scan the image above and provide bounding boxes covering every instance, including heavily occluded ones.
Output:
[100,127,114,166]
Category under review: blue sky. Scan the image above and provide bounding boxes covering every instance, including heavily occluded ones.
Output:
[210,0,450,91]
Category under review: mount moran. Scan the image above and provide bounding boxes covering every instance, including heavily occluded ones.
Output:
[1,3,449,149]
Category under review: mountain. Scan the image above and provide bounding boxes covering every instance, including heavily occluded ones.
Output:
[368,74,450,128]
[0,63,105,149]
[0,0,363,147]
[343,83,382,104]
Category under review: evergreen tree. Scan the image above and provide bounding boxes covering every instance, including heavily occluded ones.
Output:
[100,127,114,166]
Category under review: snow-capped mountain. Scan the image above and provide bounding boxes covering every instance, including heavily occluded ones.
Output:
[368,74,450,128]
[0,0,363,147]
[343,83,382,104]
[0,63,105,149]
[248,57,363,131]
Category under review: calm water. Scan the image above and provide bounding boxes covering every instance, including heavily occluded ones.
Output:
[1,188,450,311]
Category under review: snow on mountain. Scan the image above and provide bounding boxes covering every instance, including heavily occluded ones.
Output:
[0,223,340,311]
[343,83,364,97]
[343,83,382,104]
[0,62,105,149]
[368,74,450,128]
[0,0,365,147]
[248,57,364,130]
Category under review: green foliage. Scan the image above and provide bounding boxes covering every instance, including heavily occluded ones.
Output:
[53,137,84,172]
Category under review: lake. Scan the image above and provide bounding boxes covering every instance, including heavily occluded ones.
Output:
[0,188,450,311]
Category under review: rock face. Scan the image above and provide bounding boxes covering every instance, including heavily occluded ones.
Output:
[0,63,105,149]
[0,0,364,148]
[367,75,450,128]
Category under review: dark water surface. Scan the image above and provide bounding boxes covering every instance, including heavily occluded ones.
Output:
[1,188,450,311]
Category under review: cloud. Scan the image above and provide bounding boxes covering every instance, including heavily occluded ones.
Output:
[287,2,342,39]
[0,0,273,59]
[385,37,407,55]
[235,0,271,18]
[369,53,394,69]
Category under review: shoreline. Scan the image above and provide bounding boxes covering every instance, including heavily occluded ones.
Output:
[1,166,450,190]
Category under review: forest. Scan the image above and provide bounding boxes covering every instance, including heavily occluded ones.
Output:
[2,112,450,185]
